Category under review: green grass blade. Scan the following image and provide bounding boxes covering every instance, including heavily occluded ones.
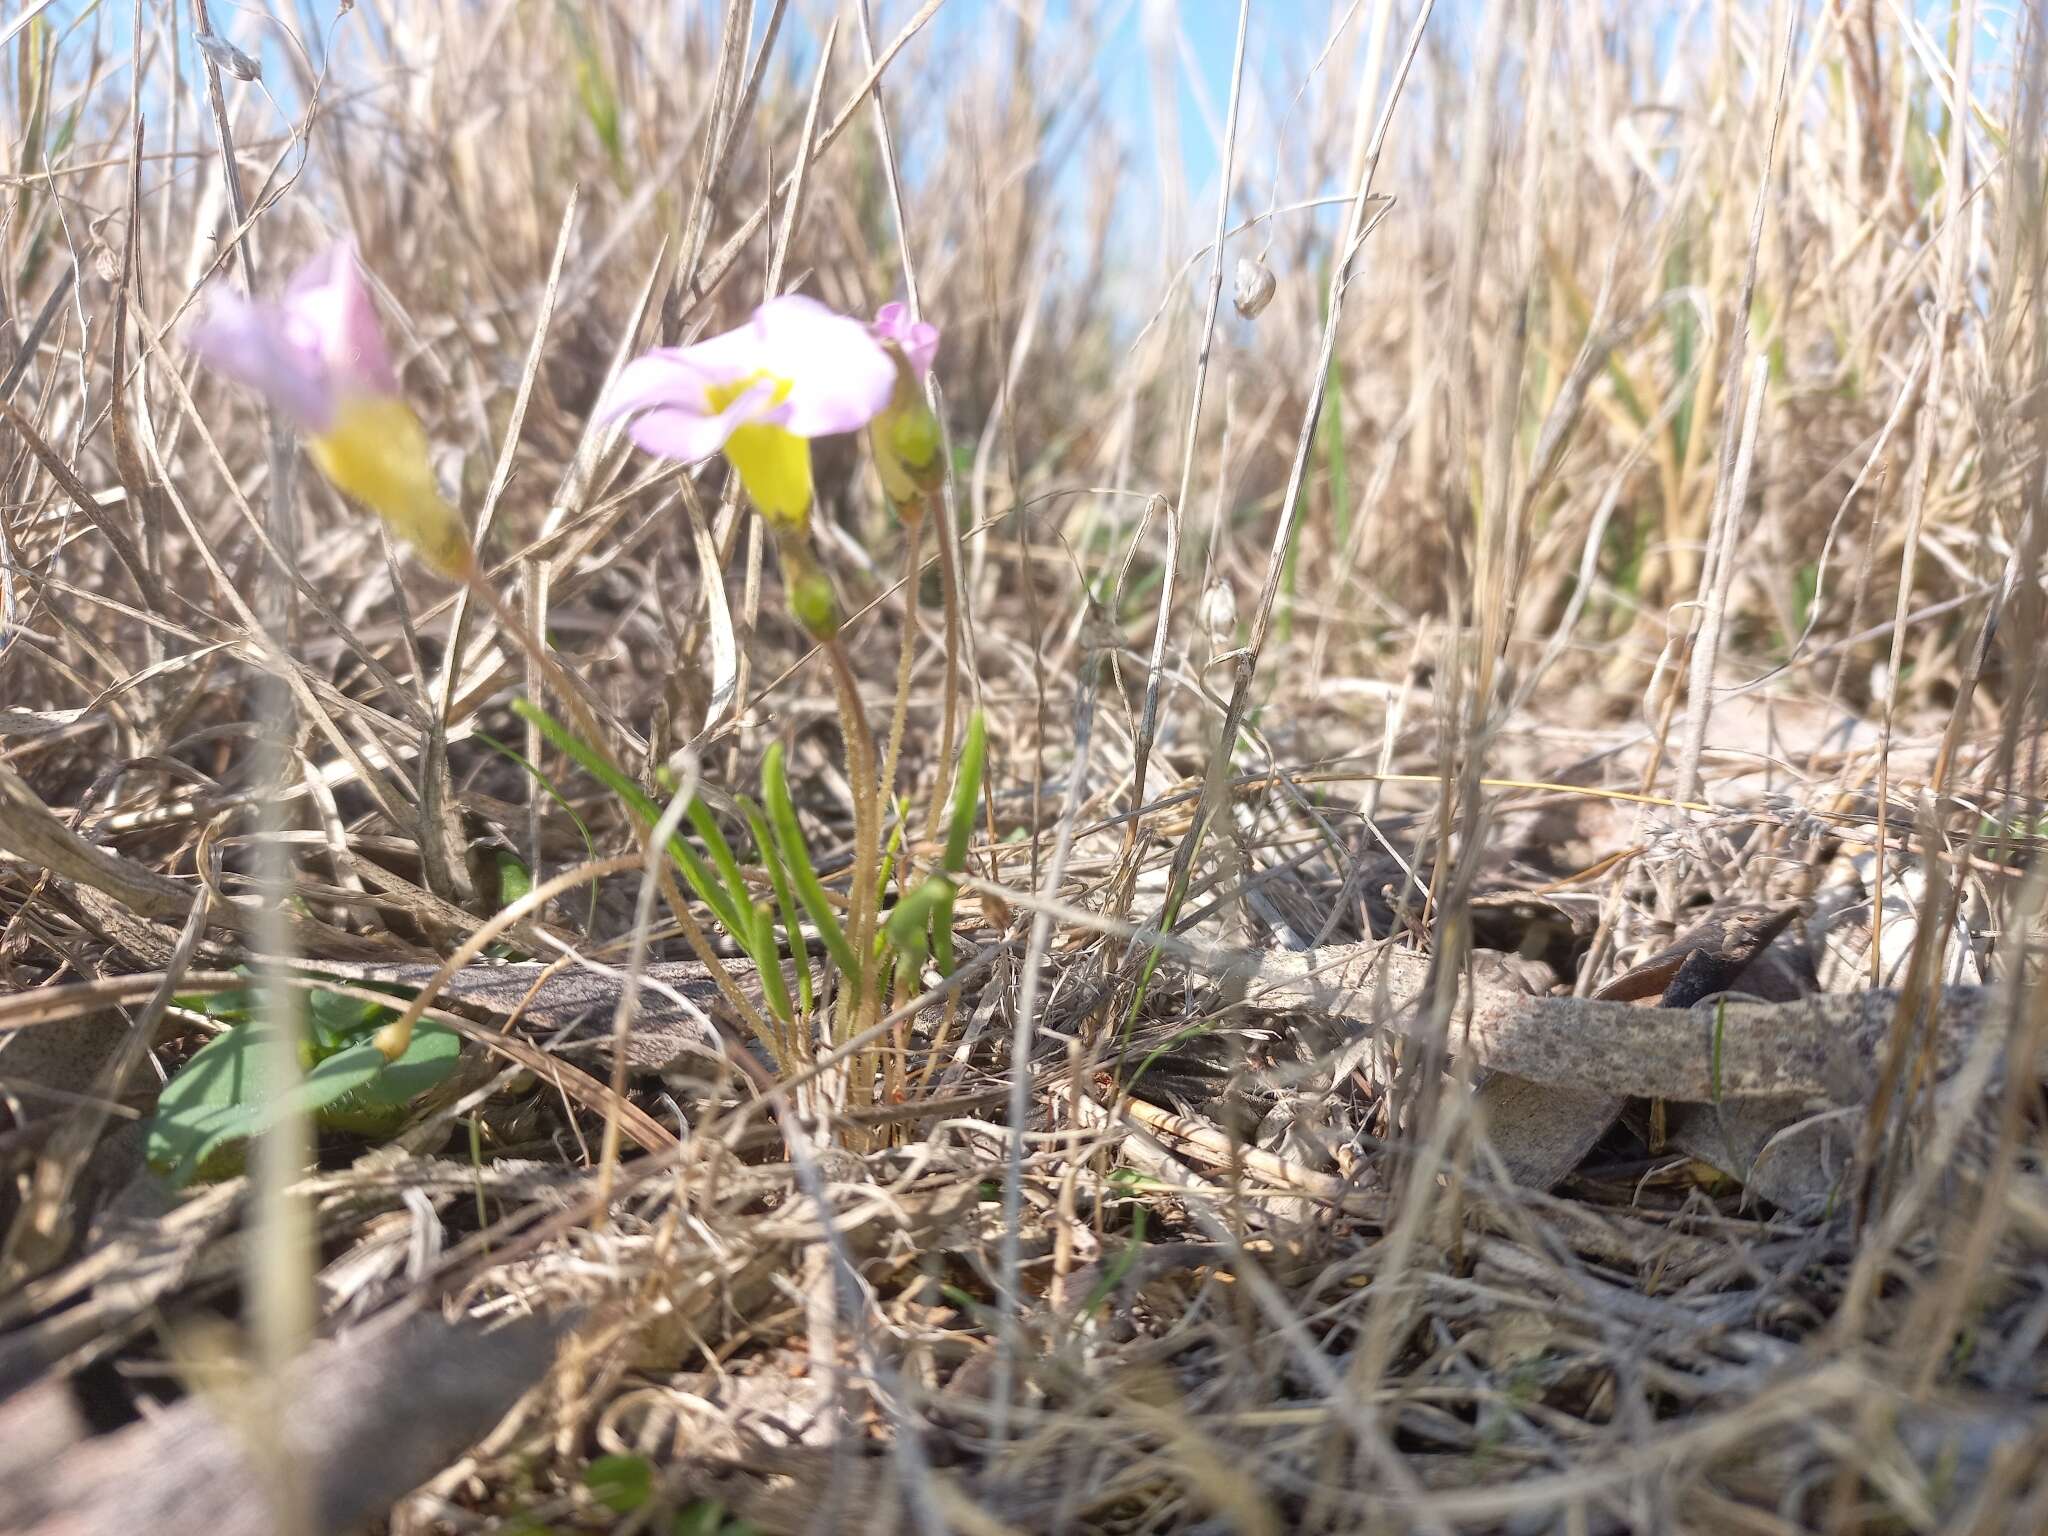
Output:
[751,902,796,1026]
[512,697,747,942]
[762,743,861,981]
[742,795,813,1015]
[944,709,987,875]
[930,884,958,975]
[687,796,761,933]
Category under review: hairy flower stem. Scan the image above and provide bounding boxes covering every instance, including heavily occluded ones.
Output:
[879,515,926,816]
[923,501,965,843]
[822,635,885,1120]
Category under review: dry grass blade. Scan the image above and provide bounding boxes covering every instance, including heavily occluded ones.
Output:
[1120,0,1252,851]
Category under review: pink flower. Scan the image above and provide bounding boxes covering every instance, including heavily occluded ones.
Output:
[187,241,399,436]
[185,241,472,577]
[598,295,897,526]
[870,302,939,377]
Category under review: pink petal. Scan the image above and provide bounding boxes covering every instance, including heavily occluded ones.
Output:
[186,286,335,431]
[663,316,788,388]
[616,406,742,464]
[873,302,940,377]
[604,365,782,464]
[597,350,719,423]
[282,241,399,398]
[602,295,895,461]
[748,294,898,436]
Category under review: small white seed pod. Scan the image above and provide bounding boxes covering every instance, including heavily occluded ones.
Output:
[1233,256,1277,319]
[196,31,262,81]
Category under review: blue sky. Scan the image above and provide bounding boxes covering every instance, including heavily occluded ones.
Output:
[1091,0,2024,213]
[13,0,2031,264]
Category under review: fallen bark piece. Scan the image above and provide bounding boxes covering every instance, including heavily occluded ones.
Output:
[1236,942,2015,1105]
[1472,905,1813,1190]
[0,1307,567,1536]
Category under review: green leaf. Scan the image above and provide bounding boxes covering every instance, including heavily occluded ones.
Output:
[513,698,664,821]
[147,1029,390,1186]
[316,1023,463,1136]
[196,985,256,1020]
[930,712,986,976]
[883,876,953,962]
[742,795,813,1015]
[491,847,534,909]
[584,1454,653,1514]
[149,1009,464,1185]
[686,797,760,937]
[749,900,796,1027]
[672,1501,728,1536]
[930,890,958,974]
[176,966,255,1020]
[307,985,393,1050]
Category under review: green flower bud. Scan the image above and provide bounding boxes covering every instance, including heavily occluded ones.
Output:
[869,370,944,516]
[774,533,840,641]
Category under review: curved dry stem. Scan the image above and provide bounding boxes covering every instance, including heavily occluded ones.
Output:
[371,853,644,1060]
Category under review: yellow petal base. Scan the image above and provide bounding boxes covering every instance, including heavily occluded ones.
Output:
[724,421,813,530]
[307,396,473,578]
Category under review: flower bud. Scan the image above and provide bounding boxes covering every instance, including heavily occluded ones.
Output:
[774,532,840,641]
[866,303,944,517]
[869,373,944,514]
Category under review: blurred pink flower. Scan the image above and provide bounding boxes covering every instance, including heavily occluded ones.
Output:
[186,241,472,577]
[187,241,399,435]
[870,302,939,377]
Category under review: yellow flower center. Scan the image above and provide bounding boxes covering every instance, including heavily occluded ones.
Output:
[704,372,793,414]
[707,372,811,528]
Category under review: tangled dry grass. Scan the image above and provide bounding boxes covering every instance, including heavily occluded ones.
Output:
[4,0,2048,1531]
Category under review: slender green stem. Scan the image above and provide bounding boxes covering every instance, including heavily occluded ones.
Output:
[880,515,925,817]
[924,495,965,843]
